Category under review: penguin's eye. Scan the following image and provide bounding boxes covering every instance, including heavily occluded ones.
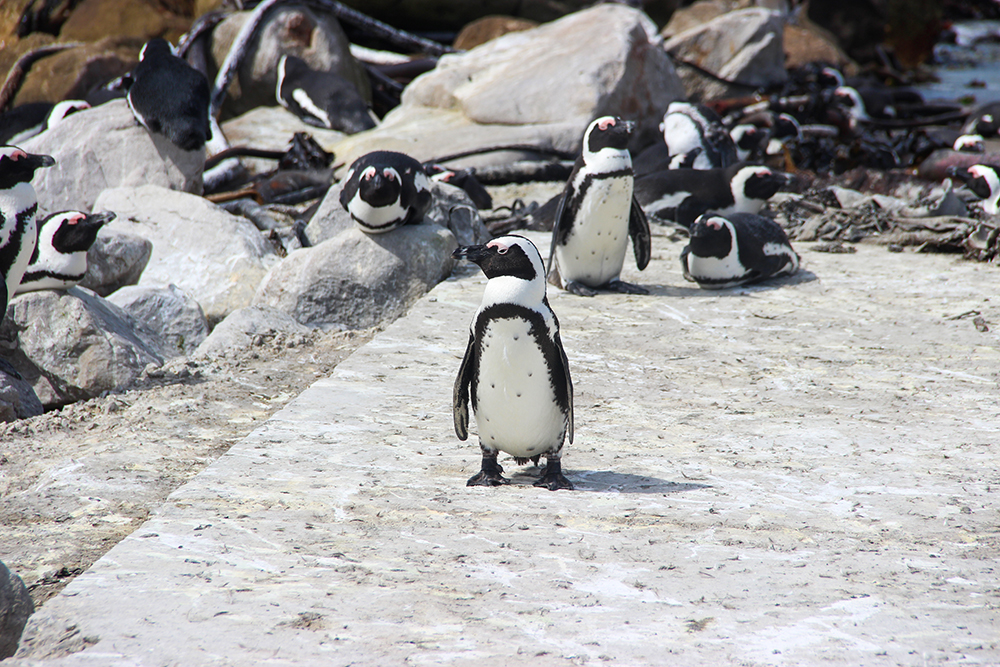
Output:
[362,167,376,180]
[496,246,508,254]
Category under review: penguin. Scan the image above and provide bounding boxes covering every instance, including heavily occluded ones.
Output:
[730,123,766,162]
[452,234,574,491]
[425,163,493,210]
[275,54,377,135]
[659,101,737,170]
[953,134,985,153]
[681,212,799,289]
[126,38,212,151]
[634,163,788,228]
[338,150,432,233]
[947,164,1000,214]
[547,115,651,297]
[963,102,1000,138]
[16,210,115,294]
[0,100,90,145]
[0,146,55,318]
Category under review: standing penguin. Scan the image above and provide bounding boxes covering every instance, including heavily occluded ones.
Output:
[126,38,212,151]
[17,210,115,294]
[339,151,432,233]
[681,212,799,289]
[275,54,377,135]
[453,235,574,491]
[548,116,651,297]
[0,146,55,318]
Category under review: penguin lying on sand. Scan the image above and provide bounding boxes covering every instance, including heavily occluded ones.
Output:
[659,101,737,170]
[947,164,1000,215]
[126,38,212,151]
[453,234,574,491]
[276,54,377,135]
[17,210,115,294]
[681,212,799,289]
[0,146,55,320]
[548,115,651,296]
[339,151,432,233]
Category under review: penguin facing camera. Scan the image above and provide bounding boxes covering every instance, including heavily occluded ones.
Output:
[548,115,651,297]
[339,151,432,233]
[17,211,115,294]
[681,212,799,289]
[453,235,574,491]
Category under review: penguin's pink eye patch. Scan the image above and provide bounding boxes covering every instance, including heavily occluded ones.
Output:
[707,218,724,230]
[362,166,376,180]
[969,165,988,178]
[598,118,616,131]
[383,169,395,180]
[68,214,85,225]
[487,240,509,255]
[7,150,26,161]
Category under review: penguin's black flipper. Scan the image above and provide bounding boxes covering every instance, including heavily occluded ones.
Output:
[628,196,651,271]
[453,331,475,441]
[553,329,573,444]
[680,245,694,282]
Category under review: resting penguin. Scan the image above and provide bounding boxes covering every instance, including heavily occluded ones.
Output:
[338,151,432,233]
[635,163,788,229]
[681,212,799,289]
[547,115,651,297]
[452,234,574,491]
[275,54,377,135]
[0,146,55,319]
[947,164,1000,215]
[16,210,115,294]
[126,38,212,151]
[0,100,90,145]
[659,101,737,170]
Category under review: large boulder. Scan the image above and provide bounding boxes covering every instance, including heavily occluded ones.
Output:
[253,224,457,330]
[664,8,788,101]
[21,99,204,213]
[106,284,210,358]
[194,304,313,358]
[1,288,163,408]
[332,4,684,167]
[0,561,33,659]
[79,230,153,297]
[0,369,43,423]
[94,185,282,325]
[210,4,370,120]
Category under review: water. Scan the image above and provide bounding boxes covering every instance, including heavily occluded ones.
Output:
[919,20,1000,105]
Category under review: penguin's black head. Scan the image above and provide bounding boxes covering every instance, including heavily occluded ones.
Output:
[688,214,733,258]
[140,38,174,62]
[47,210,115,254]
[737,166,789,201]
[357,165,403,207]
[0,146,55,189]
[452,235,540,282]
[585,116,633,154]
[948,164,997,200]
[970,113,999,138]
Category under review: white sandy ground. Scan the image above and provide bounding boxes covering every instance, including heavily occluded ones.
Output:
[5,225,1000,666]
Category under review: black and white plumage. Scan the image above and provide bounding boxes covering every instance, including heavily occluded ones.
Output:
[659,101,737,170]
[275,54,377,135]
[16,210,115,294]
[730,123,766,162]
[0,146,55,318]
[126,38,212,151]
[453,235,574,491]
[548,116,651,297]
[634,163,787,228]
[948,164,1000,215]
[338,151,432,233]
[681,212,799,289]
[953,134,985,153]
[425,164,493,210]
[0,100,90,145]
[963,102,1000,138]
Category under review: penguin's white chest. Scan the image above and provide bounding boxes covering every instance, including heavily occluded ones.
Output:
[474,318,565,458]
[0,183,39,299]
[557,176,632,286]
[347,196,407,233]
[685,244,748,289]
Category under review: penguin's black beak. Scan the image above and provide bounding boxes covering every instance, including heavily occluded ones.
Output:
[85,211,116,228]
[945,165,969,181]
[27,153,56,170]
[452,244,490,263]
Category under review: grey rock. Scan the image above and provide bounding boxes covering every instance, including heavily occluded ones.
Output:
[1,287,163,408]
[302,180,353,246]
[20,100,204,213]
[0,369,43,423]
[95,185,281,326]
[0,560,33,659]
[194,305,313,358]
[79,231,153,297]
[664,8,788,101]
[220,106,345,177]
[253,224,457,329]
[107,285,210,359]
[211,5,370,120]
[332,4,684,168]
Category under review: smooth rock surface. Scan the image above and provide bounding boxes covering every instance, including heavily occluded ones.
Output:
[95,185,281,325]
[106,285,209,359]
[0,287,163,408]
[79,231,153,297]
[21,100,204,213]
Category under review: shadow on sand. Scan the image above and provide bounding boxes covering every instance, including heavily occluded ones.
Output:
[506,467,709,494]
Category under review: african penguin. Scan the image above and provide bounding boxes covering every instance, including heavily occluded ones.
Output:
[126,38,212,151]
[948,164,1000,215]
[548,116,651,297]
[275,54,377,135]
[681,212,799,289]
[425,164,493,210]
[0,146,55,318]
[634,163,788,229]
[963,102,1000,138]
[339,151,432,233]
[659,101,737,170]
[16,210,115,294]
[953,134,985,153]
[452,234,574,491]
[0,100,90,145]
[730,124,765,162]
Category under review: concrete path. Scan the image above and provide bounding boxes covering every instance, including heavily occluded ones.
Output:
[10,231,1000,666]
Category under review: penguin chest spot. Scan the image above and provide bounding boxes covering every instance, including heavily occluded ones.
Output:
[475,319,564,457]
[686,243,748,286]
[558,177,631,286]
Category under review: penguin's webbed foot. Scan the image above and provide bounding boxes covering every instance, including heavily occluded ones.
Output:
[533,459,574,491]
[564,280,597,297]
[606,279,648,295]
[467,456,509,487]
